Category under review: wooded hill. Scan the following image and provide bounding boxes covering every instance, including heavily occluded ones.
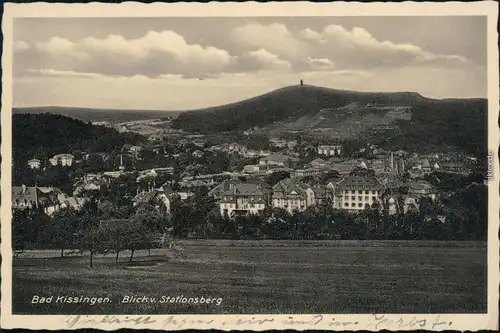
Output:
[171,85,487,157]
[13,113,143,164]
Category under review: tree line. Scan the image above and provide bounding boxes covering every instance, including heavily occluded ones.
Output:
[12,199,170,268]
[13,181,486,268]
[176,186,486,242]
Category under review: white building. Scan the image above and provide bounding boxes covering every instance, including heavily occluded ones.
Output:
[272,181,308,214]
[272,180,331,214]
[317,145,342,156]
[243,165,260,173]
[49,154,75,167]
[219,183,267,218]
[333,171,383,211]
[28,158,41,169]
[259,153,293,167]
[294,168,321,178]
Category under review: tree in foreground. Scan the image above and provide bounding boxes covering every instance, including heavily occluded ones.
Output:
[41,208,79,258]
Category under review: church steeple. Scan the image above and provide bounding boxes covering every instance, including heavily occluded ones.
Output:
[119,153,125,171]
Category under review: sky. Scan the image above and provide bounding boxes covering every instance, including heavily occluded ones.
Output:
[12,16,487,110]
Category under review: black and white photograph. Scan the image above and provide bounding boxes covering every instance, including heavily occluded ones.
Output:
[1,1,499,331]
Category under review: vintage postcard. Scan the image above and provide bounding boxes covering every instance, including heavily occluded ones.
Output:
[1,1,499,331]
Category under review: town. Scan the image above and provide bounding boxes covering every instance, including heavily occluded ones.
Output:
[13,118,486,253]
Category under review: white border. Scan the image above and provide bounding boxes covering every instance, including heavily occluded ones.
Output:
[1,2,499,330]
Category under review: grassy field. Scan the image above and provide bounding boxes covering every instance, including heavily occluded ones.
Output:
[12,240,487,314]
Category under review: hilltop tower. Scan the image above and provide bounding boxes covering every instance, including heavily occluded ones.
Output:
[300,79,304,86]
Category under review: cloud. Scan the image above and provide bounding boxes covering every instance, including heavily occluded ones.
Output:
[231,22,308,60]
[35,36,87,60]
[317,24,468,68]
[21,31,235,78]
[15,22,470,80]
[14,40,30,52]
[21,68,104,79]
[231,22,467,72]
[236,49,292,71]
[299,28,327,44]
[306,57,335,70]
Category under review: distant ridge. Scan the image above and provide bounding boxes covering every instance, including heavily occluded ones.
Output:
[13,106,182,124]
[171,84,484,133]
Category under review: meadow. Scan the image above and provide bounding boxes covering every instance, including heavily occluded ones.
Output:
[12,240,487,314]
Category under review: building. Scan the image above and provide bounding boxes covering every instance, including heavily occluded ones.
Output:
[12,185,43,210]
[49,154,75,167]
[73,182,100,197]
[386,195,419,215]
[271,180,308,214]
[330,161,358,175]
[439,161,470,174]
[12,185,63,215]
[84,173,103,183]
[192,139,206,147]
[176,191,195,200]
[243,165,260,173]
[421,158,432,174]
[308,158,329,170]
[148,133,165,142]
[408,180,437,200]
[219,183,267,218]
[259,153,294,168]
[210,178,271,200]
[317,145,342,156]
[271,179,331,214]
[294,168,321,178]
[378,175,404,191]
[312,185,332,205]
[154,166,175,175]
[370,159,386,173]
[130,145,143,155]
[192,150,204,158]
[27,158,41,169]
[333,171,383,211]
[103,171,125,179]
[287,140,298,149]
[269,138,287,148]
[59,196,87,211]
[132,187,172,214]
[82,152,109,162]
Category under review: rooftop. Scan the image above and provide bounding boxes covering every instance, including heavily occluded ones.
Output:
[260,153,293,163]
[336,175,382,190]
